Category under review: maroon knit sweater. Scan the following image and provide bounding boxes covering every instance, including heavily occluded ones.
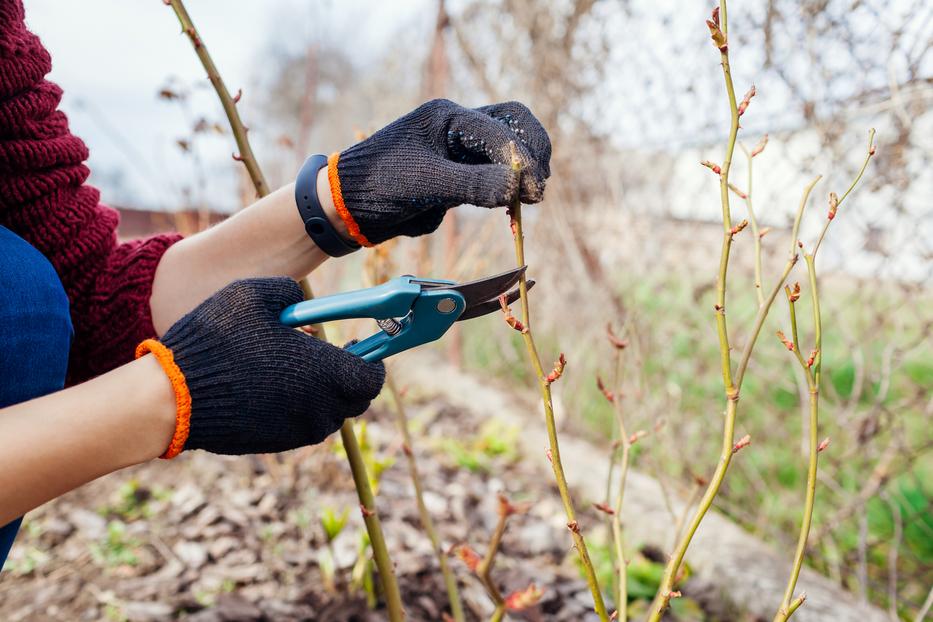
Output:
[0,1,182,384]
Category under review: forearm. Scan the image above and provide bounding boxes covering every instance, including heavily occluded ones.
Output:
[0,356,175,525]
[150,169,348,334]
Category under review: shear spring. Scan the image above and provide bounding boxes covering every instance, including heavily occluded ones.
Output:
[377,318,402,336]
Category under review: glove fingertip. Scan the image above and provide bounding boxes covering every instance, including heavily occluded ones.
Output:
[519,175,547,204]
[265,277,306,310]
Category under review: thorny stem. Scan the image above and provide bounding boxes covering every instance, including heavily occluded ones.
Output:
[165,0,269,198]
[387,374,465,622]
[163,2,403,619]
[505,144,610,621]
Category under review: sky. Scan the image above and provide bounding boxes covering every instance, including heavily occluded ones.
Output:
[20,1,930,280]
[24,0,430,210]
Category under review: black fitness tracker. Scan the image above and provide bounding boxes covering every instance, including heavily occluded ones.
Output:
[295,154,360,257]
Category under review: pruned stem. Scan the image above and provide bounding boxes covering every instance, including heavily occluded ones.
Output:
[505,145,609,621]
[387,374,465,622]
[164,2,402,619]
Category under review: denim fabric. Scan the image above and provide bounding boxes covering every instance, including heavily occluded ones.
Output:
[0,225,72,569]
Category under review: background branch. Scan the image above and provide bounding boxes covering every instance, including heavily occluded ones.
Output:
[163,2,403,619]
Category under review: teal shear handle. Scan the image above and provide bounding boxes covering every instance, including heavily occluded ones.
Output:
[279,276,467,362]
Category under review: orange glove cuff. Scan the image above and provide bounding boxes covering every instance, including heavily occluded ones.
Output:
[135,339,191,459]
[327,151,373,248]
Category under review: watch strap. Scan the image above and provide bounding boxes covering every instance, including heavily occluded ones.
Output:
[295,154,360,257]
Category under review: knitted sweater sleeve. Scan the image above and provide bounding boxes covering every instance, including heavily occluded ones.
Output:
[0,2,183,384]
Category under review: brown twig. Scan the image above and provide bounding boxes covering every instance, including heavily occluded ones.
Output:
[386,373,465,622]
[165,0,268,198]
[503,143,609,621]
[602,334,632,619]
[453,495,535,622]
[162,2,403,619]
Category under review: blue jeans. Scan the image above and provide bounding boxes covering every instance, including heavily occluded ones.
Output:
[0,225,72,568]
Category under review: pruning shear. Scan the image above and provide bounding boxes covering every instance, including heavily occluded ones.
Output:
[280,267,534,362]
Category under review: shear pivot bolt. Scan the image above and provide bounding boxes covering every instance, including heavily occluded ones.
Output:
[436,298,457,313]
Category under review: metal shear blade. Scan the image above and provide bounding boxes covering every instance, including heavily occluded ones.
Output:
[430,266,535,321]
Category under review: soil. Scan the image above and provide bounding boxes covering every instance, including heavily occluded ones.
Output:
[1,392,680,622]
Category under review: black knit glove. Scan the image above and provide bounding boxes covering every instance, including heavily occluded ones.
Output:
[138,278,385,457]
[332,99,551,245]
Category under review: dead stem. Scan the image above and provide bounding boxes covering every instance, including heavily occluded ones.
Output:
[607,347,630,620]
[387,374,465,622]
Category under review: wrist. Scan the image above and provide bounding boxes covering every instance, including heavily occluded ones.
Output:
[130,354,178,462]
[136,341,192,459]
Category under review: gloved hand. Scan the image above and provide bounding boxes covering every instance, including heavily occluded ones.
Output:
[136,278,385,457]
[327,99,551,246]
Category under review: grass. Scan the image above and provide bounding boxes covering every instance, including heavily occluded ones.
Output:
[457,265,932,618]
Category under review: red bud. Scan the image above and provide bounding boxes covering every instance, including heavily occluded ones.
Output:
[737,85,756,116]
[732,434,751,453]
[730,219,749,235]
[701,160,722,175]
[606,323,628,349]
[806,349,820,367]
[593,502,615,516]
[453,544,481,572]
[499,295,526,333]
[504,584,543,611]
[545,353,567,385]
[596,375,615,403]
[751,134,769,157]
